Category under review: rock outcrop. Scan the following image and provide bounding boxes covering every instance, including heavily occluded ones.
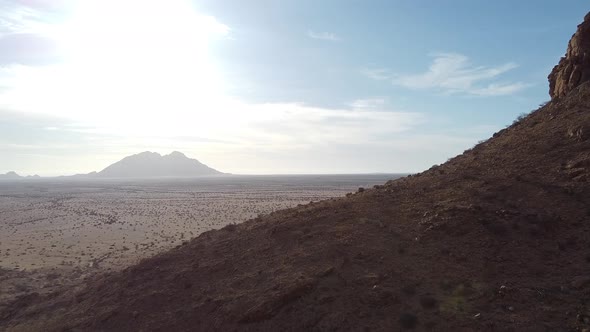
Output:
[549,13,590,99]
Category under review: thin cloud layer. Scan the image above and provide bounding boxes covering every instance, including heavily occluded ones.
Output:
[349,98,388,110]
[0,2,42,36]
[360,67,391,81]
[0,1,65,66]
[364,53,528,96]
[307,30,341,41]
[394,53,528,96]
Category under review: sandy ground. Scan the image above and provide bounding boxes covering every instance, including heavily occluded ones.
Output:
[0,175,399,307]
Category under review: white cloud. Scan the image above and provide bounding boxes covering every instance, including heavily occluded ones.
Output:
[0,1,52,37]
[307,30,341,41]
[390,53,528,96]
[360,67,391,80]
[470,82,531,96]
[239,103,422,147]
[349,98,387,110]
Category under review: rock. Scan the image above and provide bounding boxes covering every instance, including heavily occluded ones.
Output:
[571,276,590,289]
[498,285,508,296]
[566,125,588,141]
[549,13,590,99]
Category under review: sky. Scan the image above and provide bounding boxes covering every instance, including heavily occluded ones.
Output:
[0,0,588,176]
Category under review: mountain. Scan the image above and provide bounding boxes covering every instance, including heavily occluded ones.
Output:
[96,151,222,178]
[0,171,22,179]
[4,14,590,332]
[1,152,221,179]
[0,171,40,180]
[62,171,98,179]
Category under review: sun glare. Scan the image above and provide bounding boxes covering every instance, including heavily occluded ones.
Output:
[8,0,230,135]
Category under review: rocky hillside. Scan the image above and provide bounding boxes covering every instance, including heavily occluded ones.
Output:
[3,13,590,332]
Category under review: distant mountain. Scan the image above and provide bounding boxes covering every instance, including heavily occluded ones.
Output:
[58,171,98,179]
[96,151,223,178]
[0,171,40,180]
[0,171,22,179]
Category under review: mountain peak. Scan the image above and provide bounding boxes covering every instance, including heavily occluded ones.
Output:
[136,151,161,157]
[166,151,187,158]
[0,171,28,180]
[97,151,222,178]
[548,12,590,99]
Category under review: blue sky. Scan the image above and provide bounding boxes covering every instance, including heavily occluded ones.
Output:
[0,0,588,176]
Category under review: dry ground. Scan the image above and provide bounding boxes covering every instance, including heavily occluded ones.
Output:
[0,175,396,311]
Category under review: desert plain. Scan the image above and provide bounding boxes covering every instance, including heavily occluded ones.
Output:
[0,174,399,308]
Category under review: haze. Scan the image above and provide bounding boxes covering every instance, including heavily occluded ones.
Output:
[0,0,587,176]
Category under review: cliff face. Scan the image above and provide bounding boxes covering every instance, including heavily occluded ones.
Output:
[549,13,590,99]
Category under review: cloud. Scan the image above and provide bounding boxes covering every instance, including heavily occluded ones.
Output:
[239,103,422,148]
[0,61,422,146]
[469,82,531,96]
[0,1,53,37]
[0,1,67,66]
[349,98,387,110]
[307,30,341,41]
[390,53,528,96]
[360,67,391,81]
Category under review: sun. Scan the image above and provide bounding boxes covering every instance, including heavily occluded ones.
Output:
[41,0,231,134]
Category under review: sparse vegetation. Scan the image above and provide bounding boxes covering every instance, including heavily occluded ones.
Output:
[512,112,529,126]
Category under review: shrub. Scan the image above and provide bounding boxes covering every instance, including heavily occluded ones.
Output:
[512,112,528,125]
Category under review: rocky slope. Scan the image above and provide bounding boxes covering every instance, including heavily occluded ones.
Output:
[3,13,590,332]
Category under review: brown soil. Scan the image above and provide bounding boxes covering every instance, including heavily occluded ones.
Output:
[0,176,388,312]
[3,16,590,332]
